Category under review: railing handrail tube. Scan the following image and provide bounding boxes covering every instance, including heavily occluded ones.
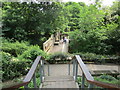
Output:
[41,57,49,65]
[89,80,120,89]
[75,55,94,81]
[75,55,120,89]
[23,56,41,82]
[2,56,50,90]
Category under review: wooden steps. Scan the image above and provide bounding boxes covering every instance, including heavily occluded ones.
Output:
[40,75,79,88]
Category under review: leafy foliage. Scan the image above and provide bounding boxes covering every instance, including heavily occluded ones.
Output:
[74,52,120,64]
[1,51,29,81]
[77,75,119,88]
[1,39,30,57]
[2,2,67,46]
[1,39,48,81]
[1,1,120,84]
[18,45,48,61]
[66,1,120,54]
[48,53,69,63]
[94,75,120,85]
[28,77,40,88]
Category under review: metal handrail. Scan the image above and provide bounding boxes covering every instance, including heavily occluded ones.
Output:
[69,55,120,89]
[40,58,50,83]
[2,56,50,90]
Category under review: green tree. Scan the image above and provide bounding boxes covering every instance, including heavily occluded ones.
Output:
[2,2,67,45]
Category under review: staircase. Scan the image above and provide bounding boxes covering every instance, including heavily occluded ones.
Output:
[41,75,79,88]
[2,56,120,90]
[40,63,79,88]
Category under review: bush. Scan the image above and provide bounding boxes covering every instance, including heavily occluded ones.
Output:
[77,75,120,87]
[2,39,30,57]
[1,39,49,81]
[28,77,40,88]
[48,53,70,63]
[73,52,120,64]
[18,45,48,61]
[94,75,120,85]
[1,51,30,81]
[74,52,105,60]
[50,53,68,60]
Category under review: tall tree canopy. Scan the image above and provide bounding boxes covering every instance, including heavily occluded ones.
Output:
[2,2,67,45]
[2,1,120,54]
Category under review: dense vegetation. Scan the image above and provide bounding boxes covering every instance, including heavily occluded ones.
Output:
[2,1,120,54]
[65,2,120,54]
[77,74,120,88]
[2,2,67,46]
[1,39,48,81]
[1,1,120,83]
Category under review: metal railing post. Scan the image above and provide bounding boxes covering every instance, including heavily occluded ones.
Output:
[48,64,50,76]
[42,60,45,77]
[81,73,85,88]
[73,60,76,77]
[24,84,28,90]
[75,61,78,81]
[68,63,70,75]
[33,73,37,88]
[40,60,43,83]
[88,83,94,89]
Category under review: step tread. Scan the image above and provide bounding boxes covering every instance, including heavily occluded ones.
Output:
[41,75,79,88]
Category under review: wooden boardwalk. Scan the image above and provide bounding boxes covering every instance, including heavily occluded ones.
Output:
[41,38,79,88]
[49,40,69,54]
[41,36,120,89]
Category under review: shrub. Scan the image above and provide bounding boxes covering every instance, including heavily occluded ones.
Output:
[2,39,30,57]
[28,77,40,88]
[77,75,119,87]
[1,39,49,82]
[73,52,120,64]
[18,45,48,61]
[1,52,29,81]
[50,53,68,59]
[94,75,119,85]
[48,53,70,63]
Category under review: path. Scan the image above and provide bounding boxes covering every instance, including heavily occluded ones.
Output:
[43,64,120,76]
[40,64,79,88]
[49,39,69,54]
[41,35,120,89]
[40,63,119,88]
[41,39,78,88]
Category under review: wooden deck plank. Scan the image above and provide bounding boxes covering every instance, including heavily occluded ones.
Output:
[49,40,69,54]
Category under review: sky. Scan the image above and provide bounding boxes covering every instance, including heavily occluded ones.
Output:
[63,0,117,6]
